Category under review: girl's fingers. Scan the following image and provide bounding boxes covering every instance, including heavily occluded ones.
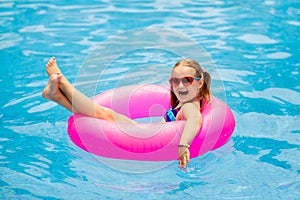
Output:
[179,154,187,169]
[182,156,186,168]
[178,149,190,169]
[186,150,190,164]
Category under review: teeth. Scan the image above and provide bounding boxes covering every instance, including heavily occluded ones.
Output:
[179,91,188,96]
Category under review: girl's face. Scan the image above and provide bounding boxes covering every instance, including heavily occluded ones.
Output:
[170,65,203,104]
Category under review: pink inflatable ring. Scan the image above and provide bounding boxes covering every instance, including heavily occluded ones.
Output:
[67,84,235,161]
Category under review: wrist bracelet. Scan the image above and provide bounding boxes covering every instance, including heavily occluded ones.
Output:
[178,144,190,149]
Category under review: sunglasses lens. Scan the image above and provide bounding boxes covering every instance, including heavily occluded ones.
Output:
[182,77,193,85]
[170,78,179,85]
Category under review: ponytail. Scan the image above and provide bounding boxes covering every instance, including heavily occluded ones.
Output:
[198,71,211,104]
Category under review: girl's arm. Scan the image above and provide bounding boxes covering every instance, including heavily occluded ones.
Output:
[178,102,202,168]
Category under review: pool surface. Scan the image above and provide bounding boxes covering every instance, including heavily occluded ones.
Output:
[1,0,299,199]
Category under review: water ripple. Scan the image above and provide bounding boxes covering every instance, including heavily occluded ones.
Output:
[240,87,300,105]
[237,34,279,44]
[0,33,23,50]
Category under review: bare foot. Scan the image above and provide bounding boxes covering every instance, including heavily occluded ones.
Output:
[46,57,62,76]
[42,73,64,101]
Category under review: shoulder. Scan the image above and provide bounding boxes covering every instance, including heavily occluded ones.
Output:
[181,102,201,119]
[181,102,199,110]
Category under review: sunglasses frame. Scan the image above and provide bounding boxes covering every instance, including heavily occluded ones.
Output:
[169,76,201,87]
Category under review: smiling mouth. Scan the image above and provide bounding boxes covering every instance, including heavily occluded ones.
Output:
[178,91,188,96]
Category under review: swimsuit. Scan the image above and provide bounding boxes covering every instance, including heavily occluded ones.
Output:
[165,107,181,122]
[164,99,208,122]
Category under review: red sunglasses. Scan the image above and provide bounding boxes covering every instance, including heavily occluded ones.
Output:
[169,76,201,86]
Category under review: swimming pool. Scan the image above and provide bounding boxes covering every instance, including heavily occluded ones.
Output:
[1,0,299,199]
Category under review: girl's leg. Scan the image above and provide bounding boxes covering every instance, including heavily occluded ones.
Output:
[45,57,135,124]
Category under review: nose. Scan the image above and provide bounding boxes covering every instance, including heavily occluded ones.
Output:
[178,80,185,88]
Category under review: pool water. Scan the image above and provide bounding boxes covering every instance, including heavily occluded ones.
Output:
[1,0,300,199]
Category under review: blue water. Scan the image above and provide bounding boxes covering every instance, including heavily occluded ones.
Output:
[1,0,300,199]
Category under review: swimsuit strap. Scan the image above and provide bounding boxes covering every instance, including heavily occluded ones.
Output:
[165,107,181,122]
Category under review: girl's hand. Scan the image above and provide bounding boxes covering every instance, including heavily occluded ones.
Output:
[178,146,190,169]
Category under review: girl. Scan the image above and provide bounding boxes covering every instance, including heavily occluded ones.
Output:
[42,57,211,168]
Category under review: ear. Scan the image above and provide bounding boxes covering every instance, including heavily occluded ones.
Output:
[197,79,204,90]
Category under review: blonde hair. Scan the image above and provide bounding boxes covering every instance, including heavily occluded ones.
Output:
[170,59,211,108]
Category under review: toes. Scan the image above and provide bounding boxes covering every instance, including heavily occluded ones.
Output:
[50,57,56,64]
[46,61,51,68]
[46,57,61,77]
[46,57,56,66]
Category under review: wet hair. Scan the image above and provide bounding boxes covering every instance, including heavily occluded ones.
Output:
[170,58,211,108]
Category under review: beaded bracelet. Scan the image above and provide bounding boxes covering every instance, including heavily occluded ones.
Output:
[178,144,190,149]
